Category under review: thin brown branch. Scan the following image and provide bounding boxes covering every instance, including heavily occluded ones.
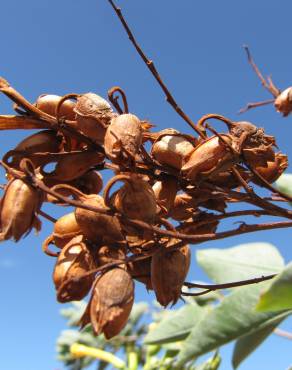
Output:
[243,45,280,97]
[107,0,205,139]
[238,99,275,114]
[38,209,57,223]
[108,86,129,114]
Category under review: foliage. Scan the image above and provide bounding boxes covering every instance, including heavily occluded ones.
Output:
[56,217,292,370]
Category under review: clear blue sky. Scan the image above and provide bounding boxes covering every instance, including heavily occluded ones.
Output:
[0,1,292,369]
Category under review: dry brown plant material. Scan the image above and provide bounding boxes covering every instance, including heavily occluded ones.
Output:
[74,93,114,143]
[181,135,238,183]
[88,268,134,338]
[47,212,81,249]
[151,133,196,169]
[152,176,178,214]
[128,257,152,290]
[75,193,124,244]
[53,235,96,302]
[151,240,191,307]
[104,113,142,164]
[274,88,292,116]
[0,178,42,241]
[40,150,104,182]
[95,245,126,268]
[253,153,288,185]
[35,94,76,120]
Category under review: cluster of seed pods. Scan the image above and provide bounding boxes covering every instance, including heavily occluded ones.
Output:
[0,88,289,339]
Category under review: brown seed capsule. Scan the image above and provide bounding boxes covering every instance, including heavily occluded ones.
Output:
[75,194,124,244]
[51,212,81,248]
[243,144,275,168]
[35,94,76,120]
[169,193,198,221]
[253,152,288,185]
[128,257,153,290]
[89,268,134,338]
[96,245,126,267]
[274,87,292,117]
[40,150,104,182]
[151,133,196,169]
[181,134,238,183]
[0,178,42,241]
[53,235,96,303]
[151,241,191,307]
[104,113,142,164]
[152,177,178,214]
[106,174,157,223]
[74,93,113,143]
[4,130,62,169]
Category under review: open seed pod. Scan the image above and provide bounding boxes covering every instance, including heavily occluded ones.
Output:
[75,193,124,244]
[40,150,104,182]
[208,167,252,189]
[274,87,292,117]
[252,152,288,185]
[243,143,275,168]
[4,130,63,169]
[104,113,142,164]
[88,268,134,338]
[74,93,114,143]
[152,176,178,214]
[128,257,152,290]
[105,174,157,223]
[181,134,238,183]
[151,133,196,169]
[0,178,43,241]
[151,240,191,307]
[35,94,76,120]
[53,235,96,303]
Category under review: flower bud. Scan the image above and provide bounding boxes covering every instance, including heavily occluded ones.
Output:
[89,268,134,338]
[151,240,191,307]
[0,178,42,241]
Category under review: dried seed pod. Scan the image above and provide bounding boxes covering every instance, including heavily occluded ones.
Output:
[40,150,104,182]
[152,177,178,214]
[4,130,62,169]
[105,174,157,223]
[104,113,142,164]
[274,87,292,117]
[151,133,196,169]
[96,245,126,267]
[128,257,152,290]
[74,93,113,143]
[169,193,198,221]
[50,212,81,248]
[243,144,275,167]
[181,134,238,183]
[0,178,42,241]
[53,235,96,302]
[35,94,76,120]
[208,168,251,189]
[89,268,134,338]
[75,194,124,244]
[151,240,191,307]
[253,152,288,185]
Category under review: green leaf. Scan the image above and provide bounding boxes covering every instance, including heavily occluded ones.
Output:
[144,303,205,345]
[197,243,284,283]
[257,262,292,312]
[176,284,291,366]
[276,173,292,197]
[232,315,286,368]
